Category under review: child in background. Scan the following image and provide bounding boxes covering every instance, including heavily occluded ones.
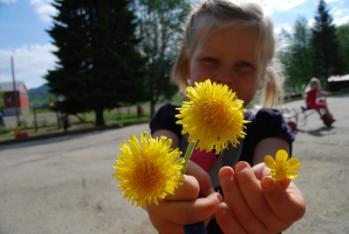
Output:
[304,77,335,127]
[148,0,305,233]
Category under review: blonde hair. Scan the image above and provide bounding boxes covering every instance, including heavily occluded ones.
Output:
[305,77,321,93]
[172,0,283,107]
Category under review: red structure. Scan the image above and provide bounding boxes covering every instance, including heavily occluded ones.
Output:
[0,82,30,116]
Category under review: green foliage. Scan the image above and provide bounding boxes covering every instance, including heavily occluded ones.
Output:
[336,24,349,74]
[311,0,342,84]
[133,0,190,116]
[46,0,146,126]
[279,17,313,92]
[0,125,10,134]
[28,84,53,108]
[29,92,55,108]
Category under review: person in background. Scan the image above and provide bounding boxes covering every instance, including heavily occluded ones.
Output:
[304,77,335,127]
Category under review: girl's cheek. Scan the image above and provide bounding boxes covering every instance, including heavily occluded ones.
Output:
[192,70,214,82]
[236,69,257,80]
[196,67,215,78]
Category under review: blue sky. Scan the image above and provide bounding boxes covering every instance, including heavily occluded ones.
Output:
[0,0,348,89]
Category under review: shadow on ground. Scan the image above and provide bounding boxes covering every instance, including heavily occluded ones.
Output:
[299,125,335,137]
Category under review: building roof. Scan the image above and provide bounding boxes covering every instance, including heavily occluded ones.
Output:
[328,74,349,82]
[0,81,26,92]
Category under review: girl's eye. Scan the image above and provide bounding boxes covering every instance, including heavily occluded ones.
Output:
[200,57,219,67]
[235,61,254,73]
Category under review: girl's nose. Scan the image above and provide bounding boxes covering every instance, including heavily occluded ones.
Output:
[215,67,236,87]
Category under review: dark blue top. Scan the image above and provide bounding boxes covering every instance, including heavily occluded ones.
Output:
[150,103,294,165]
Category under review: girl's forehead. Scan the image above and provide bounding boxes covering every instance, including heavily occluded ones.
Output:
[195,26,259,58]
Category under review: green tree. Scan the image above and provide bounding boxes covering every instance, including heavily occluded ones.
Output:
[280,17,312,92]
[280,17,313,92]
[133,0,190,116]
[311,0,342,85]
[336,24,349,74]
[46,0,146,126]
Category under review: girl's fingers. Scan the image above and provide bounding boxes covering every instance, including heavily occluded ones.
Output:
[148,192,222,225]
[218,166,267,233]
[279,178,291,188]
[165,175,199,201]
[186,161,215,196]
[252,162,271,180]
[261,177,306,222]
[215,202,247,234]
[235,162,287,233]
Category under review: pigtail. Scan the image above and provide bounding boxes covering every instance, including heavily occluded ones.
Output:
[171,46,189,92]
[261,63,284,107]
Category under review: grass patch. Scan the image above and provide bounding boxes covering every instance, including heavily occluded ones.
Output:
[0,111,150,143]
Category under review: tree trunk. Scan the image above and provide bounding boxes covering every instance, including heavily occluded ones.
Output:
[95,108,105,127]
[149,72,156,118]
[150,98,155,118]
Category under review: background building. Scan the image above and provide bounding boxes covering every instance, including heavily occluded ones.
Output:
[0,81,30,116]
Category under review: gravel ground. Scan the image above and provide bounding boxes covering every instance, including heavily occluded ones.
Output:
[0,93,348,234]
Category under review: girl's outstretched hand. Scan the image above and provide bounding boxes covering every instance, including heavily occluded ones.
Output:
[146,161,222,234]
[216,162,305,234]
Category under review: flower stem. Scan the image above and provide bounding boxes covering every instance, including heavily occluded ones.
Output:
[182,142,196,174]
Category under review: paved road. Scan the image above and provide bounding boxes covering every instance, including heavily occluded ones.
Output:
[0,93,348,234]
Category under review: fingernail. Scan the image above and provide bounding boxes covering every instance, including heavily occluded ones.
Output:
[279,179,290,188]
[221,169,234,183]
[216,193,223,202]
[235,161,250,174]
[261,176,274,189]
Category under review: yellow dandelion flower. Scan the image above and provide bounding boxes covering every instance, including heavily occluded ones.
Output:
[264,149,301,181]
[176,79,248,154]
[113,132,184,208]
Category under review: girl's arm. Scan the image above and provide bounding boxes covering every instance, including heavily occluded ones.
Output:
[320,90,332,97]
[152,129,180,148]
[252,137,290,165]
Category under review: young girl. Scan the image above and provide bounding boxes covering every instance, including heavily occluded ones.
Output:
[304,77,335,127]
[148,0,305,233]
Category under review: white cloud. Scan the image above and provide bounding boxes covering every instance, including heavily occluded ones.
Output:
[308,18,315,28]
[0,0,16,4]
[333,14,349,25]
[257,0,307,15]
[275,24,293,35]
[333,9,349,25]
[29,0,56,24]
[0,44,57,89]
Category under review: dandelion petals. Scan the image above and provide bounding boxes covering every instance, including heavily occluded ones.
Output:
[287,173,299,180]
[264,155,276,169]
[288,158,301,170]
[113,132,184,208]
[264,149,301,182]
[276,149,288,162]
[176,80,247,154]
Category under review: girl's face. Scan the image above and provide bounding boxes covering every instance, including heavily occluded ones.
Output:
[311,81,320,90]
[188,26,261,105]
